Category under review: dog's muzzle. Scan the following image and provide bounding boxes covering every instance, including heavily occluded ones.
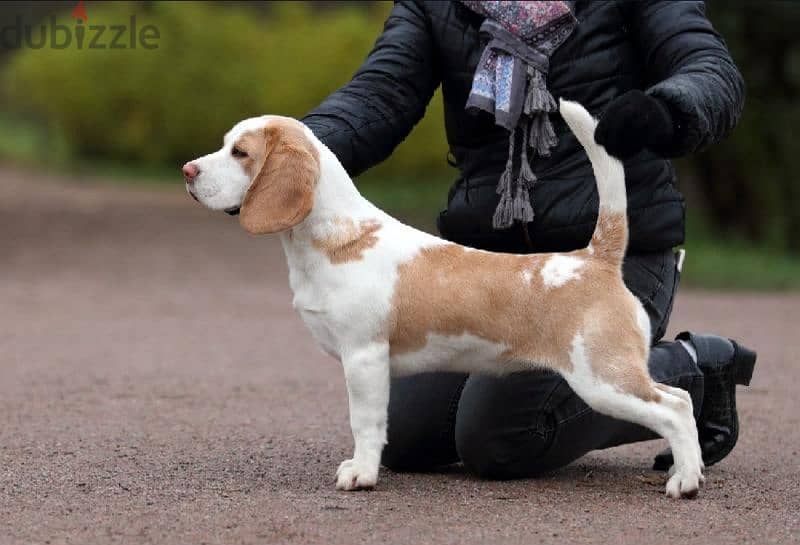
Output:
[224,207,241,216]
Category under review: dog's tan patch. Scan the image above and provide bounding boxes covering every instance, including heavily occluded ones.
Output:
[388,244,568,367]
[581,295,661,402]
[387,244,660,401]
[237,118,320,235]
[312,218,382,264]
[232,131,263,178]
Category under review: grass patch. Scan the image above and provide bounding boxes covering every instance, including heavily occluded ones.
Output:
[63,159,178,187]
[681,215,800,291]
[0,111,69,165]
[681,238,800,291]
[358,174,450,232]
[0,112,178,187]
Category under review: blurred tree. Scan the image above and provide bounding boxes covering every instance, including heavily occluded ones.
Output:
[683,1,800,251]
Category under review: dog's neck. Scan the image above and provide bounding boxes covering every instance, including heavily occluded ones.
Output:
[280,144,384,255]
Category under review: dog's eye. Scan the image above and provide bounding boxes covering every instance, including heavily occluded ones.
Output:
[231,147,248,158]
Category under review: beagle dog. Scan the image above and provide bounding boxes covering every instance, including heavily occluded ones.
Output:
[183,100,704,499]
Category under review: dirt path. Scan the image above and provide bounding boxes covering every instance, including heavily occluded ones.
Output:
[1,166,798,545]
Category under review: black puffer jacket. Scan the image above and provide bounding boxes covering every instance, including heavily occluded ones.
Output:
[302,0,744,253]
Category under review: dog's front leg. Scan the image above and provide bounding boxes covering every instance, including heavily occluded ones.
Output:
[336,342,390,491]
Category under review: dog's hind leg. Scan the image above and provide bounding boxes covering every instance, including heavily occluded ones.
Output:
[562,333,704,499]
[655,384,705,479]
[655,383,706,484]
[336,342,391,491]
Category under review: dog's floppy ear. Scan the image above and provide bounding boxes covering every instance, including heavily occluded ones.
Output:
[239,121,320,235]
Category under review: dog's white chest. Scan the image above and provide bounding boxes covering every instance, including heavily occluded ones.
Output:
[297,307,341,359]
[285,258,340,359]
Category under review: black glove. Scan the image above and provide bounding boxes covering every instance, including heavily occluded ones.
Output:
[594,90,676,159]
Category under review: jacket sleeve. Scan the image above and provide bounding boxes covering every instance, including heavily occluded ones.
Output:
[629,0,745,157]
[300,1,440,177]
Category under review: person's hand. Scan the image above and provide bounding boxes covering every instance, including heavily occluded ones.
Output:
[594,90,675,159]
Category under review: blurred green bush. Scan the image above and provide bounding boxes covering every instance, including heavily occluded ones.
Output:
[2,1,452,179]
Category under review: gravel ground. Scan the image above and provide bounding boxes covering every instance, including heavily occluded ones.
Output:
[1,166,798,545]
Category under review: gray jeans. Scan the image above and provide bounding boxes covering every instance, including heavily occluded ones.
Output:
[382,250,703,478]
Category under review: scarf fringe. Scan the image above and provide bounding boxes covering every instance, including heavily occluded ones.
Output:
[528,112,558,157]
[523,71,557,115]
[493,122,539,230]
[492,129,517,229]
[513,134,536,225]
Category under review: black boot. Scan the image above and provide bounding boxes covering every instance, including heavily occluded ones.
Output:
[653,332,757,471]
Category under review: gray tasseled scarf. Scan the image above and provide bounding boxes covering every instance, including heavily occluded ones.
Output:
[461,1,578,230]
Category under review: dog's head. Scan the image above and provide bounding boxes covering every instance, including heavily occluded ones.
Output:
[182,116,320,234]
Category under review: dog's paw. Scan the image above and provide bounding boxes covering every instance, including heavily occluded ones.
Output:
[335,459,378,491]
[665,467,704,499]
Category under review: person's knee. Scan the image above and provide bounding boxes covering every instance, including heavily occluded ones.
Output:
[454,409,553,479]
[453,373,562,479]
[453,421,504,478]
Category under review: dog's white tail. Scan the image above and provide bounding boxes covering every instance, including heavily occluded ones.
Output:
[559,99,628,265]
